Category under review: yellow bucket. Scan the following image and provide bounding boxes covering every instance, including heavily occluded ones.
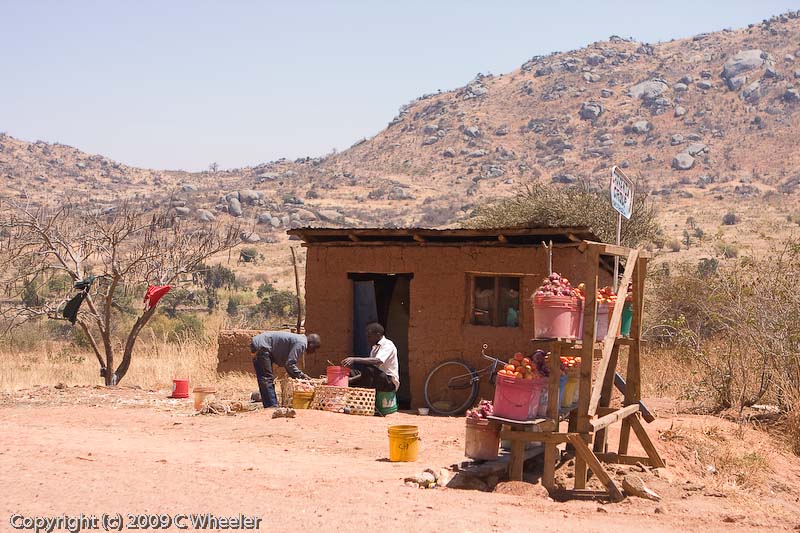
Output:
[562,376,579,408]
[388,425,419,462]
[292,391,314,409]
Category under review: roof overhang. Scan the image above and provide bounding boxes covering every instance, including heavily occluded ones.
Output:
[287,226,599,245]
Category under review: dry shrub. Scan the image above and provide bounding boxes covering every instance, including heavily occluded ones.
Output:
[469,181,660,247]
[648,241,800,422]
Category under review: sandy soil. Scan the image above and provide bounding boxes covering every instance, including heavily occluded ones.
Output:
[1,387,799,532]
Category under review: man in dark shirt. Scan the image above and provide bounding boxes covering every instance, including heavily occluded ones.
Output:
[250,331,321,408]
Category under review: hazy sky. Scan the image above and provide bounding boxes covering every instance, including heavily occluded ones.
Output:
[1,1,798,171]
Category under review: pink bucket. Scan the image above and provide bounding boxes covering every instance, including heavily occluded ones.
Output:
[595,302,620,341]
[533,295,578,339]
[493,375,542,421]
[326,366,350,387]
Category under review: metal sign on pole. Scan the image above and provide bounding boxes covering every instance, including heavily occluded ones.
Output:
[610,166,635,291]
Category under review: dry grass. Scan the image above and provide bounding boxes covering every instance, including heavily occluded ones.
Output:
[0,312,249,393]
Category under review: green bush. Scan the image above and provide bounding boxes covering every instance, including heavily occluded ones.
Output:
[251,290,298,319]
[226,296,239,316]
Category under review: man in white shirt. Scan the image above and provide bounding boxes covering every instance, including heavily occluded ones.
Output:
[342,322,399,392]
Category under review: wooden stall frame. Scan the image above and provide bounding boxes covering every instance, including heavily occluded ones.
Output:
[488,241,664,502]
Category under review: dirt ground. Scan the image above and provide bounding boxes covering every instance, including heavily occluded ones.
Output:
[1,387,799,532]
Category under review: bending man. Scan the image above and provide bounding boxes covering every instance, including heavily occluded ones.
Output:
[250,331,321,408]
[342,323,399,393]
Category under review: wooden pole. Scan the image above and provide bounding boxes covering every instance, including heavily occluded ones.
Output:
[574,244,599,489]
[290,247,302,333]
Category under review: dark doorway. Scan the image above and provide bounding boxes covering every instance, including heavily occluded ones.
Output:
[349,273,413,408]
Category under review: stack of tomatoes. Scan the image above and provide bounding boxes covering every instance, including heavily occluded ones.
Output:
[597,286,618,304]
[497,352,540,380]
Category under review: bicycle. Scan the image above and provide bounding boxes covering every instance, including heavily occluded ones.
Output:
[423,344,503,416]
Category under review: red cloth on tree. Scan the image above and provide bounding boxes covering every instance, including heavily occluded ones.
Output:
[143,285,172,309]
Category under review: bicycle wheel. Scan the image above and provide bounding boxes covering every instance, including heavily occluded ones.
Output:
[424,360,479,416]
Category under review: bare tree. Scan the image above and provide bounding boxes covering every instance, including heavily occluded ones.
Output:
[0,200,240,385]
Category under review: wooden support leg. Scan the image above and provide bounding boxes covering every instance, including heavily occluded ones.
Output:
[509,439,525,481]
[567,434,624,502]
[593,344,620,454]
[618,418,632,455]
[628,414,666,468]
[543,442,557,492]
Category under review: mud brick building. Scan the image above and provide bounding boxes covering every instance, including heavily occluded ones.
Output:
[289,226,605,409]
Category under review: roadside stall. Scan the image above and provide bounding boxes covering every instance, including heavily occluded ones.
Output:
[468,241,663,501]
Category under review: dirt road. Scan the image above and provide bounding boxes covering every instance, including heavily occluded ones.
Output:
[1,387,798,532]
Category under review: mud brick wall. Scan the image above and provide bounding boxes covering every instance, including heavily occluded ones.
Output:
[303,243,609,407]
[217,329,260,374]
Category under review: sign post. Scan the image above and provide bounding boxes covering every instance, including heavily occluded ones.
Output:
[610,166,635,291]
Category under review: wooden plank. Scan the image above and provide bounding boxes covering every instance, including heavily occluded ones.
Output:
[628,413,666,468]
[459,445,543,478]
[593,343,620,453]
[567,434,624,502]
[595,453,655,467]
[589,248,640,416]
[488,415,558,431]
[590,404,640,431]
[613,373,655,423]
[583,241,652,259]
[499,431,570,444]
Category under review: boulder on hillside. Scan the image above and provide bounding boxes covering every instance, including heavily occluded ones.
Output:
[579,101,603,120]
[742,80,762,103]
[722,49,768,81]
[197,209,216,222]
[628,79,668,100]
[552,173,576,184]
[672,152,695,170]
[442,148,456,158]
[686,143,708,156]
[671,134,684,145]
[783,87,800,102]
[726,74,747,91]
[631,120,652,134]
[174,206,191,216]
[227,197,243,217]
[464,126,482,138]
[256,212,273,224]
[673,82,688,92]
[674,106,687,117]
[238,189,261,205]
[697,80,714,90]
[181,183,198,192]
[422,136,439,146]
[388,187,414,200]
[586,54,605,66]
[240,232,261,244]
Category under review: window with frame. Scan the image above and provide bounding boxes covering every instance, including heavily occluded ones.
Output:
[469,275,521,327]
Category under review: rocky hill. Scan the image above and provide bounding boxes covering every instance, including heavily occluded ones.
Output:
[2,11,800,255]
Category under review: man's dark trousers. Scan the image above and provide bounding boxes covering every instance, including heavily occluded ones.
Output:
[253,350,279,407]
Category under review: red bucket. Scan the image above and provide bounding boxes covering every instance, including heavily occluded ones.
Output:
[171,378,189,398]
[493,375,541,421]
[326,366,350,387]
[533,295,578,339]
